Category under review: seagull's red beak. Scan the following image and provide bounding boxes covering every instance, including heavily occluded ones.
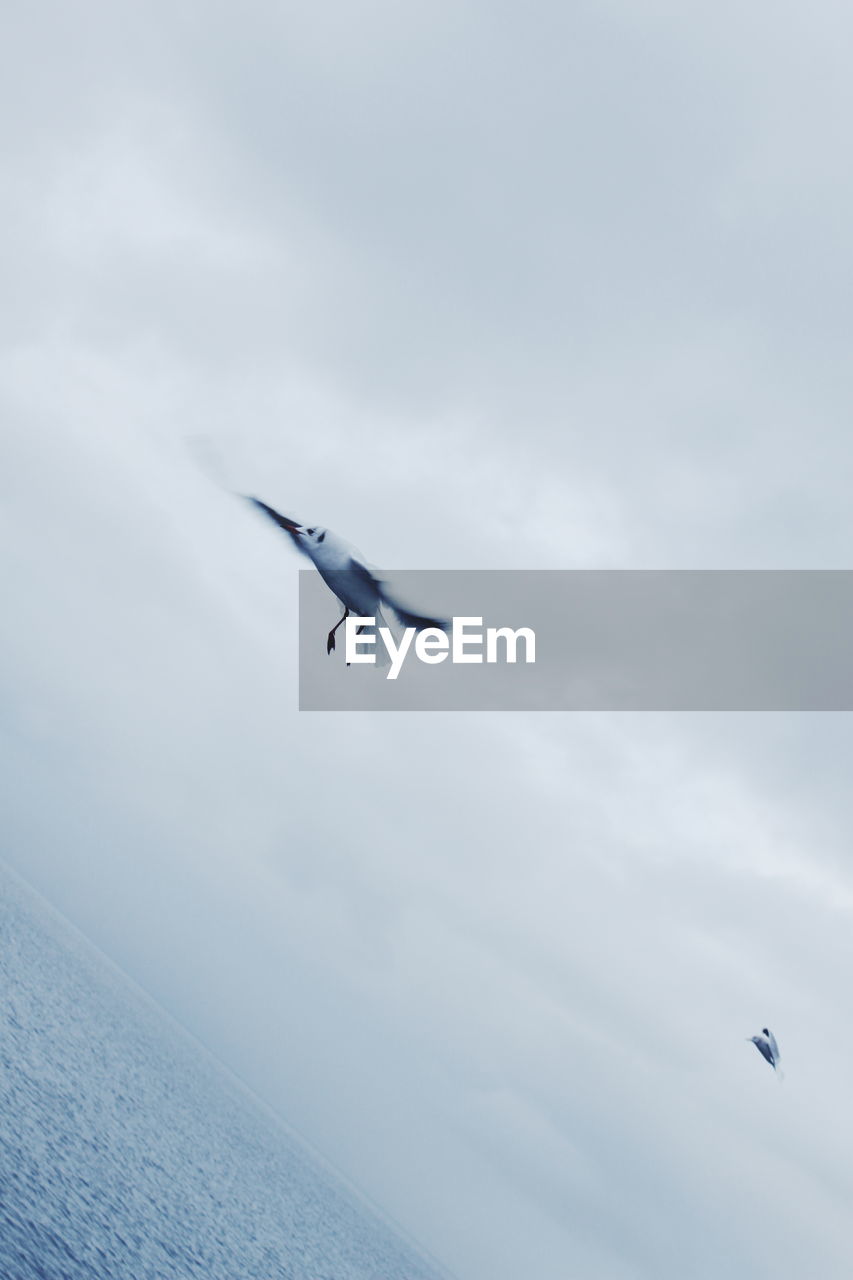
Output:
[247,497,304,536]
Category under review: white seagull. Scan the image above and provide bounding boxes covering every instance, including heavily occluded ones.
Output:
[748,1027,782,1075]
[247,497,447,654]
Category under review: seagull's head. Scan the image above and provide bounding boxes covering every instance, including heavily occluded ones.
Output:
[299,525,328,549]
[762,1027,770,1037]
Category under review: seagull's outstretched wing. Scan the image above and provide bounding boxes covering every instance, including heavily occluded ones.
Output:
[753,1038,775,1068]
[343,556,384,592]
[377,582,447,634]
[767,1030,780,1064]
[341,559,446,633]
[245,497,306,552]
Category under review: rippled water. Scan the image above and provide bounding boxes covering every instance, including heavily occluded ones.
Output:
[0,867,447,1280]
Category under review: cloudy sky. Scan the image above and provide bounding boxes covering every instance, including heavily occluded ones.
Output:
[4,3,853,1276]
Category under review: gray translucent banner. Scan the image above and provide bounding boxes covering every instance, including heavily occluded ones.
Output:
[298,570,853,711]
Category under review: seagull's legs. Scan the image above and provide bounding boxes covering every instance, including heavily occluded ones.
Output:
[327,607,349,655]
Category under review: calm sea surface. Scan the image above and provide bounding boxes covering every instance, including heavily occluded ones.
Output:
[0,866,447,1280]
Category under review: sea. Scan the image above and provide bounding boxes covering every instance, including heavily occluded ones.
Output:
[0,864,449,1280]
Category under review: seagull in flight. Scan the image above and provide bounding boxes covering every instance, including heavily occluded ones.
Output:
[748,1027,782,1075]
[247,498,446,655]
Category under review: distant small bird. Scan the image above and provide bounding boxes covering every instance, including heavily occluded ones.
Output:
[748,1027,781,1074]
[247,498,446,655]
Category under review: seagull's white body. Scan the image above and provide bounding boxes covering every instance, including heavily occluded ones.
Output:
[296,528,388,620]
[749,1027,782,1074]
[248,498,445,653]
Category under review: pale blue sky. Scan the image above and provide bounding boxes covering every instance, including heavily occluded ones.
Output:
[4,4,853,1277]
